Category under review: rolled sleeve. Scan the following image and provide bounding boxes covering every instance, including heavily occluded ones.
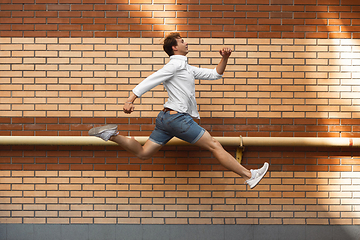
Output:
[190,66,223,80]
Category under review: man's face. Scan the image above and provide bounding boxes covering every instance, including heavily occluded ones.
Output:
[173,37,188,56]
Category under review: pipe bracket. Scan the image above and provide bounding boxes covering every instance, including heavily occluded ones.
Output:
[236,135,245,164]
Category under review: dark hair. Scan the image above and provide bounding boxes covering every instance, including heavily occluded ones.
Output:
[163,32,181,56]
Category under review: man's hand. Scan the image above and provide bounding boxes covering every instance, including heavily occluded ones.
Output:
[216,48,232,75]
[219,48,232,59]
[123,102,134,114]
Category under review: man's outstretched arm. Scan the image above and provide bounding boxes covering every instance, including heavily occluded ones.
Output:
[216,48,232,75]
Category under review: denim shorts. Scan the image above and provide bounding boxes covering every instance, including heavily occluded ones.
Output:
[149,111,205,146]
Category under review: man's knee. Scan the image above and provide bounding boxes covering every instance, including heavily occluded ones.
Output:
[208,138,223,151]
[137,154,151,160]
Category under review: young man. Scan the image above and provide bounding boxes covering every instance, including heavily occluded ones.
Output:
[89,33,268,189]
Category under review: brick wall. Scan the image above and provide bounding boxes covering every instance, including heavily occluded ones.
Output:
[1,0,360,230]
[1,37,360,119]
[1,170,360,225]
[0,0,359,38]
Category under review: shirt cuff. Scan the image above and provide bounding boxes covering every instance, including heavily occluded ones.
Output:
[214,67,223,78]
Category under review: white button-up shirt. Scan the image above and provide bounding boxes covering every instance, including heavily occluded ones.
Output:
[132,55,223,119]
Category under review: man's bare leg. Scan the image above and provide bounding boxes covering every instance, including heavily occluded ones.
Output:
[109,135,162,160]
[194,130,252,180]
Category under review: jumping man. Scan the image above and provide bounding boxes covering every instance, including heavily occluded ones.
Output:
[89,33,269,189]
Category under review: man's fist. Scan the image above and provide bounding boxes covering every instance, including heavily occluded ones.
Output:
[219,48,232,58]
[123,102,134,114]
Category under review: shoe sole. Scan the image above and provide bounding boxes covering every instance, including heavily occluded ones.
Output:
[248,162,269,189]
[88,124,118,136]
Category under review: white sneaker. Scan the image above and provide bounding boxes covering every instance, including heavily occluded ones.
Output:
[88,124,118,141]
[246,162,269,189]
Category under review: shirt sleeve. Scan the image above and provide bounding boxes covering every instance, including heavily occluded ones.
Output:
[132,62,175,97]
[189,66,223,80]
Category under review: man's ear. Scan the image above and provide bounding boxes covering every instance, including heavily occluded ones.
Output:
[172,45,178,52]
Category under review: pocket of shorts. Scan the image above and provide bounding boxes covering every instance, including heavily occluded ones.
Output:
[179,118,191,133]
[165,114,189,133]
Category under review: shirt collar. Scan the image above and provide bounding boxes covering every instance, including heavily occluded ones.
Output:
[170,55,188,62]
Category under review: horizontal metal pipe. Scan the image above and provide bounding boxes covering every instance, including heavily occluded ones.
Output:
[0,136,359,147]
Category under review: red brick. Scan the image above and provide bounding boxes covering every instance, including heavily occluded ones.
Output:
[47,164,70,170]
[59,0,82,3]
[142,18,164,24]
[83,0,105,3]
[282,165,305,171]
[24,31,47,37]
[175,25,195,31]
[342,0,360,5]
[260,6,281,12]
[35,24,58,31]
[94,164,117,170]
[81,12,105,18]
[0,164,22,170]
[0,125,23,131]
[95,18,117,24]
[200,25,223,31]
[200,12,223,18]
[83,24,105,31]
[59,157,81,164]
[318,158,340,165]
[353,166,360,171]
[118,18,141,24]
[188,5,211,11]
[12,131,35,136]
[23,164,46,170]
[341,133,360,138]
[106,12,129,18]
[330,33,351,39]
[188,18,211,25]
[47,18,70,24]
[35,157,57,164]
[141,165,164,171]
[0,4,23,10]
[95,31,117,37]
[329,166,352,172]
[107,158,131,164]
[248,119,270,125]
[318,133,340,137]
[70,31,93,37]
[12,24,35,31]
[35,11,58,18]
[294,26,317,32]
[259,32,281,38]
[0,12,11,18]
[58,118,81,124]
[247,12,270,18]
[70,19,94,25]
[71,4,93,10]
[188,165,212,171]
[212,5,234,11]
[129,11,152,18]
[94,4,118,11]
[47,4,70,11]
[305,19,327,25]
[270,132,293,137]
[24,18,46,24]
[306,166,328,172]
[271,158,294,165]
[0,158,11,163]
[117,165,140,171]
[24,4,46,10]
[12,11,34,17]
[71,164,93,171]
[306,32,328,38]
